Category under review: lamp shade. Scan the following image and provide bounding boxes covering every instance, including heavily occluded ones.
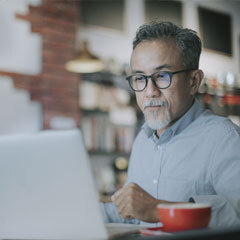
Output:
[65,41,104,73]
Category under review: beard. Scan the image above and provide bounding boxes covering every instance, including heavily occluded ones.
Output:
[142,99,171,130]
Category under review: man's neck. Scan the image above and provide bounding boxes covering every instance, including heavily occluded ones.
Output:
[156,122,174,138]
[156,99,195,138]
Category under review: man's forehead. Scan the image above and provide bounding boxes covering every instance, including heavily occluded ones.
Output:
[130,41,181,73]
[130,64,172,74]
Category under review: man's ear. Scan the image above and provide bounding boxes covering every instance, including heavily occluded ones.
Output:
[189,70,204,95]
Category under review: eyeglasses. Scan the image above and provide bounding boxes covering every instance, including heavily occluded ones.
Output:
[126,69,195,92]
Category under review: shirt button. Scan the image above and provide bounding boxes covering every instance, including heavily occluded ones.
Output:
[153,179,158,184]
[157,145,161,150]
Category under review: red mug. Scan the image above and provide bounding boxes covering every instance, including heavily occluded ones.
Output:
[157,203,211,232]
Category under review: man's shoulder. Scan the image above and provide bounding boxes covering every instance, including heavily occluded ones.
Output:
[135,126,149,141]
[131,125,152,148]
[192,110,240,136]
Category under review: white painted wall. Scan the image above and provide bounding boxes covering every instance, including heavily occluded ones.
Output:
[0,0,42,74]
[0,0,42,135]
[0,76,42,135]
[78,0,240,79]
[182,0,240,79]
[78,0,145,66]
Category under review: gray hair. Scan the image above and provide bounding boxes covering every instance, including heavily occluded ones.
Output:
[133,21,201,69]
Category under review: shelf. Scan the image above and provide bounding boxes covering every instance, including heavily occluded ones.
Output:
[82,108,109,115]
[81,71,131,92]
[88,150,130,157]
[80,71,138,160]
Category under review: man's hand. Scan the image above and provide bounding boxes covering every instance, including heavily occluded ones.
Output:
[111,182,162,222]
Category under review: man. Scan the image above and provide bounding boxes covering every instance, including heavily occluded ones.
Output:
[101,21,240,228]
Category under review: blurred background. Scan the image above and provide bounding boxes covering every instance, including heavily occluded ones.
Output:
[0,0,240,200]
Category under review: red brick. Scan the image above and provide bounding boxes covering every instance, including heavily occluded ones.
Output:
[42,62,72,76]
[39,97,79,113]
[32,16,77,33]
[12,0,81,129]
[42,38,74,52]
[29,2,80,22]
[42,49,75,66]
[31,26,76,42]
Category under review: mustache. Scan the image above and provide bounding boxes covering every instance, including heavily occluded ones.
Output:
[143,100,167,110]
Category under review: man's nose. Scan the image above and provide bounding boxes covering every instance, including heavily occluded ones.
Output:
[145,78,160,97]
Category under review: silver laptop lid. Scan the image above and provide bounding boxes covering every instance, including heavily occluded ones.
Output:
[0,129,107,239]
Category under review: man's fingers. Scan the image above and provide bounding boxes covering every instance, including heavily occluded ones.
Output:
[111,183,143,220]
[112,187,124,201]
[117,204,134,219]
[112,183,140,202]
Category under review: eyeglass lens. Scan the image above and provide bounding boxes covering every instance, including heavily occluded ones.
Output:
[130,72,171,91]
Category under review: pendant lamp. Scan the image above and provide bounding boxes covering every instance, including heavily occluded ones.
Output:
[65,41,104,73]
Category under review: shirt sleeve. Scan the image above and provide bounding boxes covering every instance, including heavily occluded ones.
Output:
[99,134,142,225]
[190,125,240,227]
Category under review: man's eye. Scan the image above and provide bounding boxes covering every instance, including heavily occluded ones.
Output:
[156,73,169,81]
[134,76,145,81]
[157,73,165,78]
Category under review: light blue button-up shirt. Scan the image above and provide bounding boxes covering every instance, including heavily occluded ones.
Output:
[101,99,240,228]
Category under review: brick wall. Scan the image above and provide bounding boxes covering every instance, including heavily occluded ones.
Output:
[0,0,81,129]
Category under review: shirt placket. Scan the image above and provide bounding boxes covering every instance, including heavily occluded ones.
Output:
[152,143,164,198]
[151,130,172,199]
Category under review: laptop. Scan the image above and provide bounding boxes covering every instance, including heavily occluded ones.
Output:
[0,129,141,239]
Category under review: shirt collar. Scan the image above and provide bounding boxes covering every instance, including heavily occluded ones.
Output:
[142,98,205,140]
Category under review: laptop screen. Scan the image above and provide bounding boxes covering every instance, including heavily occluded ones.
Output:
[0,129,107,239]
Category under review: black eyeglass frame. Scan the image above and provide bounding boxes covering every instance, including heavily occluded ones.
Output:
[126,69,196,92]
